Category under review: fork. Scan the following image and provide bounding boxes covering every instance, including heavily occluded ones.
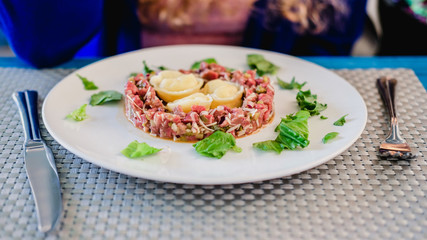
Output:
[376,76,415,159]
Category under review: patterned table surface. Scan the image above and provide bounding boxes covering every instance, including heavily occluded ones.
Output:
[0,66,426,240]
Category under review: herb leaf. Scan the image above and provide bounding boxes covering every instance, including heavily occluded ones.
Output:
[66,104,88,121]
[121,141,161,158]
[77,74,98,90]
[247,54,279,76]
[191,58,218,70]
[143,60,155,75]
[89,90,122,106]
[296,90,327,116]
[322,132,339,143]
[193,131,241,159]
[320,116,328,120]
[333,114,348,126]
[277,77,306,90]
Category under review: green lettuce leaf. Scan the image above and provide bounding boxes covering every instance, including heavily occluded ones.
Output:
[77,74,98,90]
[322,132,339,143]
[191,58,218,70]
[333,114,348,126]
[90,90,122,106]
[253,110,310,152]
[277,76,306,90]
[66,104,88,121]
[253,140,284,154]
[247,54,279,76]
[275,110,310,149]
[296,90,327,116]
[121,141,161,159]
[193,131,241,159]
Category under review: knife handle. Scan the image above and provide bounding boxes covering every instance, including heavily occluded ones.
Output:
[25,90,42,141]
[12,91,33,141]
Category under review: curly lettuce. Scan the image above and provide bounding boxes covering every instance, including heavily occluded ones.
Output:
[66,104,88,121]
[296,90,327,116]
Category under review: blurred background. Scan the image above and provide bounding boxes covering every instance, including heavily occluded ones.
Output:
[0,0,425,58]
[0,30,13,57]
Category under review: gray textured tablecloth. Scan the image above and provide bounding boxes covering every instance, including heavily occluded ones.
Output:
[0,67,426,240]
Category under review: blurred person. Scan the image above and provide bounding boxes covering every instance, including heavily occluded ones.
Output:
[377,0,427,55]
[0,0,367,68]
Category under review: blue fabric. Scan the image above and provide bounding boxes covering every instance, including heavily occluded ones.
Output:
[0,0,366,68]
[0,0,141,68]
[0,0,105,68]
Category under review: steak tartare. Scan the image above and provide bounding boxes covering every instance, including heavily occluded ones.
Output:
[124,62,275,141]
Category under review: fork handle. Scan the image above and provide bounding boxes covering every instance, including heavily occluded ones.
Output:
[377,77,397,119]
[376,77,401,142]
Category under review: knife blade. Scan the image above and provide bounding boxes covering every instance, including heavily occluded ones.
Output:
[13,90,62,233]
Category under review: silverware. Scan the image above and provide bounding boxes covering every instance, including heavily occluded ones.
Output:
[12,90,62,232]
[376,77,415,160]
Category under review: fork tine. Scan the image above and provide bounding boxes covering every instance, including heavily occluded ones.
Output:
[379,151,416,160]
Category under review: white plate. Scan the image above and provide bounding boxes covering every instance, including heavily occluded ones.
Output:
[43,44,367,185]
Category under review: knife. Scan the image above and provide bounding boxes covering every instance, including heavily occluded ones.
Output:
[12,90,62,233]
